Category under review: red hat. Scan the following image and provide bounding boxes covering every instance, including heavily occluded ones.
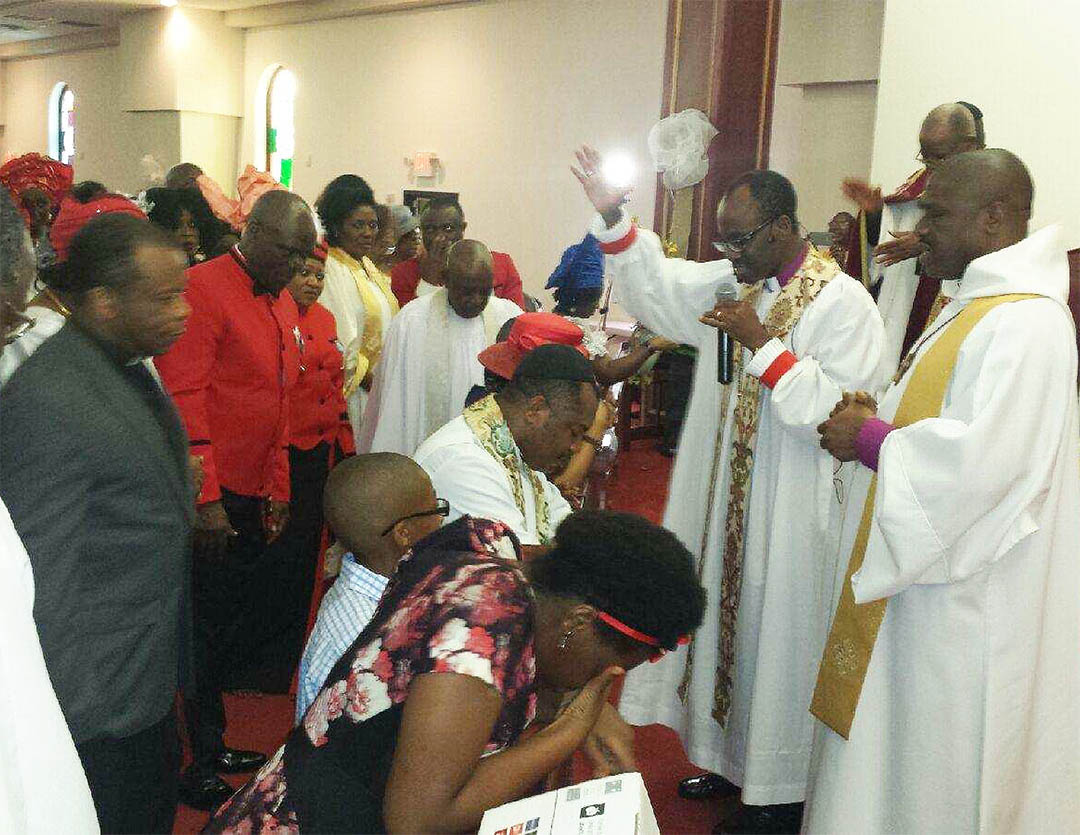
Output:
[312,240,329,262]
[478,312,590,380]
[49,194,147,263]
[0,153,74,225]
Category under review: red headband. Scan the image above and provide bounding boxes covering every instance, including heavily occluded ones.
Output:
[595,610,690,662]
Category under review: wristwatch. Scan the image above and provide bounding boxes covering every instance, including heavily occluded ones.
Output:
[582,435,603,451]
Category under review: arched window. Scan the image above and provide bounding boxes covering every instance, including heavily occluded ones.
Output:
[264,66,297,188]
[48,82,75,165]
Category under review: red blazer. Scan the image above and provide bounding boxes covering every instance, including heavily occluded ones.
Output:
[290,302,355,453]
[390,251,525,308]
[155,251,299,504]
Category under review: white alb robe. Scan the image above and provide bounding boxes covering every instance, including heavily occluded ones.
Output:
[0,499,99,834]
[593,210,886,805]
[414,413,573,547]
[359,291,520,456]
[803,225,1080,834]
[871,198,924,378]
[319,253,397,447]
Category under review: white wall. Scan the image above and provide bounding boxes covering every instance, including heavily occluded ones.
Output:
[1,48,184,194]
[768,0,884,234]
[242,0,666,299]
[872,0,1080,248]
[770,81,878,234]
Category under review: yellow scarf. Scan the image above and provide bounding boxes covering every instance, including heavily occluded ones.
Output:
[810,293,1038,739]
[328,247,399,397]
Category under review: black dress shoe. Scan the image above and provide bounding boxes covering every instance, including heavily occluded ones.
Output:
[178,768,234,812]
[714,802,804,835]
[212,747,268,774]
[678,772,740,800]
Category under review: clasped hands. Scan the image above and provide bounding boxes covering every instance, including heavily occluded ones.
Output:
[817,391,878,461]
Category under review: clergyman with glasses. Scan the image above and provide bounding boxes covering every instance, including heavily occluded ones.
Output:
[572,146,886,833]
[841,101,986,374]
[295,453,448,723]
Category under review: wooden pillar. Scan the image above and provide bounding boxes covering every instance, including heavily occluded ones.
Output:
[654,0,781,262]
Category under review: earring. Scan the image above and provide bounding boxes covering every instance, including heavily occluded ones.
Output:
[557,630,573,651]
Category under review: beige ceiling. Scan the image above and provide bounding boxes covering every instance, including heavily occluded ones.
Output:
[0,0,311,44]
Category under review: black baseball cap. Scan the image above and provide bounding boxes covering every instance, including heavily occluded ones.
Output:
[512,343,595,384]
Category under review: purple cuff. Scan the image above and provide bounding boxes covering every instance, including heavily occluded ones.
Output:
[855,417,895,472]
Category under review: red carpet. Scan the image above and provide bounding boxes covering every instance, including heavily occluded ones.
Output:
[174,445,730,833]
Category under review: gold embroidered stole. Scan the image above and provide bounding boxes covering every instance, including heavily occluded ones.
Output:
[329,248,400,398]
[463,394,552,544]
[424,292,502,439]
[810,293,1038,739]
[710,251,838,724]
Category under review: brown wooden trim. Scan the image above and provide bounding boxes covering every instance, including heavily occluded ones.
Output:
[653,0,781,259]
[653,0,683,237]
[690,0,781,261]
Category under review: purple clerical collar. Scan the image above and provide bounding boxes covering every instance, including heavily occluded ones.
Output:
[775,245,808,288]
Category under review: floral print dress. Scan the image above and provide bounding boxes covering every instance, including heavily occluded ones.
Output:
[205,517,537,834]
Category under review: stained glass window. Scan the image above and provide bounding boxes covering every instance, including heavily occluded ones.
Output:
[48,83,75,165]
[266,67,297,189]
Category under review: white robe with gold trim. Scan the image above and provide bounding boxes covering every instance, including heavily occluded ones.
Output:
[593,210,887,805]
[804,226,1080,833]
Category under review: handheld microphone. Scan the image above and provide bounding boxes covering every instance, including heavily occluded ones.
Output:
[716,285,739,385]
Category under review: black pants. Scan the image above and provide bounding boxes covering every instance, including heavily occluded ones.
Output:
[185,488,267,768]
[246,442,331,692]
[76,707,179,834]
[656,351,695,450]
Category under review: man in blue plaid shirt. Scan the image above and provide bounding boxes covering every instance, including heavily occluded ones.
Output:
[295,453,447,723]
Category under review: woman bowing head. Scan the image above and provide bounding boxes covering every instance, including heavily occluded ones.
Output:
[206,510,705,834]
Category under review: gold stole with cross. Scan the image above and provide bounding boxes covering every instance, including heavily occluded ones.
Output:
[810,293,1038,738]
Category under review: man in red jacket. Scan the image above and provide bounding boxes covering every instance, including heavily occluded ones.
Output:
[155,189,317,811]
[251,241,354,689]
[390,196,525,308]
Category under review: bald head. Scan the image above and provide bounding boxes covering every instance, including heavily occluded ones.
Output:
[916,149,1032,277]
[239,190,317,293]
[248,189,311,228]
[324,453,438,564]
[918,102,985,170]
[445,239,494,318]
[934,148,1032,220]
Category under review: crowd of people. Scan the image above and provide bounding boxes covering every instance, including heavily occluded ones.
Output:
[0,92,1077,835]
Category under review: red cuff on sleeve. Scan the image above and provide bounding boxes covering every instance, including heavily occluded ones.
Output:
[760,350,798,389]
[598,224,637,255]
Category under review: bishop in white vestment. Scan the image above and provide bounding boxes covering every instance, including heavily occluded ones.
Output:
[359,240,520,456]
[809,150,1080,833]
[572,154,886,813]
[843,102,985,377]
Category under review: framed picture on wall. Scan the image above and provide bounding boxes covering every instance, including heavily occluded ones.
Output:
[403,189,459,217]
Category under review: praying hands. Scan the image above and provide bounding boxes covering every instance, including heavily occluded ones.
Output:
[817,391,877,461]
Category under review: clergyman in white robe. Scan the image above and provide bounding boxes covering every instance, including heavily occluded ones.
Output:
[804,224,1080,833]
[593,208,886,805]
[869,195,924,377]
[0,499,99,833]
[359,287,520,455]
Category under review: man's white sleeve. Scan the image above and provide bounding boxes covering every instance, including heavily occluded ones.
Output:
[590,209,736,349]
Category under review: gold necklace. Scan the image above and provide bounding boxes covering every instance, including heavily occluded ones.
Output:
[42,288,72,318]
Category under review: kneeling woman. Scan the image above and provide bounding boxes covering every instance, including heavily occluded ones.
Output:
[206,511,705,833]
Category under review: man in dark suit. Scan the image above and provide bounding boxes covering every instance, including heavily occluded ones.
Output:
[0,213,194,834]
